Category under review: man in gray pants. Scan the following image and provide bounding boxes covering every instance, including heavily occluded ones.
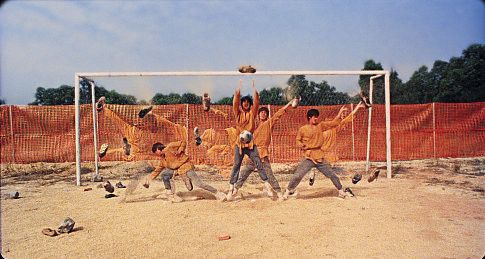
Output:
[283,106,352,199]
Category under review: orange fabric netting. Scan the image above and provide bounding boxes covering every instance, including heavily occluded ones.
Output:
[0,102,484,164]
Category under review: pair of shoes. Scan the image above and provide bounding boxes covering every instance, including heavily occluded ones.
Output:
[368,169,380,183]
[352,173,362,184]
[96,96,106,111]
[138,106,153,118]
[122,137,131,156]
[282,189,298,199]
[103,181,115,193]
[238,65,256,73]
[99,143,109,158]
[115,181,126,188]
[194,127,202,146]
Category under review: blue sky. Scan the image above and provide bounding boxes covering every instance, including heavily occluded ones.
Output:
[1,0,483,104]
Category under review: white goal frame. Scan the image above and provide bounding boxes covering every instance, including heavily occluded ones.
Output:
[74,70,391,186]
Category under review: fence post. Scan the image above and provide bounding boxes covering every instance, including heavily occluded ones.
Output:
[350,103,355,161]
[9,105,15,163]
[186,104,190,156]
[432,102,436,159]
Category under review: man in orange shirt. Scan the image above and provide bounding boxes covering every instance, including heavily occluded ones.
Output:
[283,105,353,199]
[233,98,297,200]
[226,80,274,201]
[308,101,365,185]
[140,107,227,202]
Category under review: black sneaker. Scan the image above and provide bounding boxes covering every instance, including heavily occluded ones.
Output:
[344,187,355,197]
[96,96,106,111]
[138,106,153,118]
[122,137,131,156]
[309,175,315,186]
[104,181,115,193]
[352,173,362,184]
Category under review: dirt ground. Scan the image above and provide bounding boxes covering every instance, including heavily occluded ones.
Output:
[1,158,484,258]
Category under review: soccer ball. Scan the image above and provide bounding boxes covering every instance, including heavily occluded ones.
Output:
[239,130,253,144]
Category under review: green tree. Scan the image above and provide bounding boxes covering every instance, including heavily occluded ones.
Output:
[358,60,385,104]
[151,93,182,105]
[29,81,137,105]
[0,98,5,105]
[181,93,202,104]
[259,87,286,105]
[215,96,233,105]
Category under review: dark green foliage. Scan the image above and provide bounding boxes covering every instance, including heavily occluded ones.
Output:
[259,87,286,105]
[29,80,137,105]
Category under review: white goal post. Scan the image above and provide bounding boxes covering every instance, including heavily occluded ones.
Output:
[74,70,392,186]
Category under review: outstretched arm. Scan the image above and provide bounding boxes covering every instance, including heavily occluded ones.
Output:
[251,80,260,118]
[340,101,365,125]
[233,80,242,118]
[269,98,293,125]
[318,105,348,131]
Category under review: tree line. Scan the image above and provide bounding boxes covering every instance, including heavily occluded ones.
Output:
[20,43,485,106]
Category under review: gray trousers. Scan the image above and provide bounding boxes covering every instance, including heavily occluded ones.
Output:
[161,169,217,194]
[235,157,281,192]
[287,159,343,191]
[229,145,268,184]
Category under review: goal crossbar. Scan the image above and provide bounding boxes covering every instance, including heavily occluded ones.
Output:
[74,70,391,185]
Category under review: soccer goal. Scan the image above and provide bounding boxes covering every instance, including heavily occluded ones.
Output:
[73,69,392,186]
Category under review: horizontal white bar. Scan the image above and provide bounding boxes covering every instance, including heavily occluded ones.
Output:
[76,70,388,77]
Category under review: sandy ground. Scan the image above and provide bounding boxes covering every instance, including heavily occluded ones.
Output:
[1,158,484,258]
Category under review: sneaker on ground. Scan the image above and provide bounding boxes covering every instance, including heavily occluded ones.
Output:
[309,171,316,186]
[283,189,298,199]
[368,169,380,183]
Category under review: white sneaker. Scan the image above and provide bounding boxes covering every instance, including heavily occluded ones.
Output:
[226,184,237,201]
[283,189,298,199]
[263,181,276,197]
[215,191,227,202]
[338,189,349,199]
[166,190,183,203]
[276,192,285,202]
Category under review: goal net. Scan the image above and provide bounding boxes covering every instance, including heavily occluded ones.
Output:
[73,70,391,185]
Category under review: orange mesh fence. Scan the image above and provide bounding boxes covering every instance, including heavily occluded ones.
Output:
[0,102,484,164]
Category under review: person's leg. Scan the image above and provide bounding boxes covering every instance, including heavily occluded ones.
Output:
[185,170,226,201]
[262,157,281,193]
[247,146,269,182]
[234,161,256,190]
[186,170,217,193]
[229,146,245,185]
[227,146,246,200]
[161,169,175,190]
[314,162,343,191]
[286,159,315,193]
